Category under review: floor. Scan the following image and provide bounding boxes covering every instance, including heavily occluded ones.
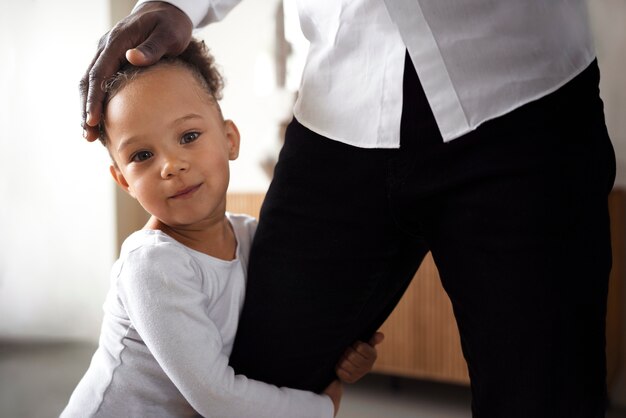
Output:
[1,341,625,418]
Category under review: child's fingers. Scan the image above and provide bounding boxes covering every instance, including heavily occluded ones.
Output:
[336,365,358,383]
[336,351,372,383]
[368,331,385,347]
[351,340,378,362]
[348,331,384,360]
[335,352,354,382]
[344,345,375,369]
[336,332,385,384]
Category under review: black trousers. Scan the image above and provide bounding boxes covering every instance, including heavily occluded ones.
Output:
[229,55,616,418]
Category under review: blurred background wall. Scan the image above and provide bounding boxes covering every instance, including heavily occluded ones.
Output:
[0,0,625,407]
[0,0,116,343]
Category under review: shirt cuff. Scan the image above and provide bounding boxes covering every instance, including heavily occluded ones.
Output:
[133,0,212,28]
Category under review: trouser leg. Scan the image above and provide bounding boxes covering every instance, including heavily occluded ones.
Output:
[429,161,612,418]
[229,120,428,392]
[392,56,615,417]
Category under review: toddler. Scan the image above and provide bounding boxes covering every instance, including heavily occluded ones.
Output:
[61,39,382,418]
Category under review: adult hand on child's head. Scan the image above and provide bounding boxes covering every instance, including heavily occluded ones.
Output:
[80,1,193,141]
[336,331,384,384]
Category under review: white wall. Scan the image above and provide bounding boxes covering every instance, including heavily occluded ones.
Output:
[197,0,292,193]
[0,1,116,342]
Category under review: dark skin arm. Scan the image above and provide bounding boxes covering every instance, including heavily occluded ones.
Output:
[80,1,193,141]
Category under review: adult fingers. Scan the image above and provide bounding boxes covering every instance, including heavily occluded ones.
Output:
[84,20,154,129]
[80,26,142,139]
[80,2,192,139]
[80,43,104,141]
[125,26,185,66]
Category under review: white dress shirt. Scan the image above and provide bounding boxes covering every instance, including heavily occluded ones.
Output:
[137,0,595,147]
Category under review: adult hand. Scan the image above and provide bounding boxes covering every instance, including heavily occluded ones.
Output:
[80,1,193,141]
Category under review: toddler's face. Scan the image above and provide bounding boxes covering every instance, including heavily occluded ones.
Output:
[105,64,240,229]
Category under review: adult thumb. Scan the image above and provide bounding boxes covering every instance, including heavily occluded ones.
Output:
[125,34,170,66]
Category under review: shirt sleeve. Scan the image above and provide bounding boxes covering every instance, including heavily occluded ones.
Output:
[117,242,333,418]
[133,0,243,27]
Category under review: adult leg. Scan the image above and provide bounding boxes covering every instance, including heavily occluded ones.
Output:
[229,120,428,392]
[392,60,615,417]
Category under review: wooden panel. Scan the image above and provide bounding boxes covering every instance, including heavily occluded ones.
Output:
[607,189,625,386]
[226,193,265,219]
[373,253,470,384]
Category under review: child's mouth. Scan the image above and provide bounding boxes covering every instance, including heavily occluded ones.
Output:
[170,184,202,199]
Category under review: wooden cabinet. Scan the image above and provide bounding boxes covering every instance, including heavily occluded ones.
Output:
[226,190,625,387]
[373,252,469,384]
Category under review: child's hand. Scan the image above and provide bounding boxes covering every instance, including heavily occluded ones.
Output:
[323,380,343,417]
[335,331,385,384]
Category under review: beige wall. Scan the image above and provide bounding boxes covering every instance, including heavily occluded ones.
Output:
[590,0,626,189]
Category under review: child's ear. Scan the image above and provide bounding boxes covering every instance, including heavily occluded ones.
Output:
[109,165,135,198]
[223,120,240,160]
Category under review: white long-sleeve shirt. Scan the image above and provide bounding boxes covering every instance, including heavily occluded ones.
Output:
[136,0,595,147]
[61,213,332,418]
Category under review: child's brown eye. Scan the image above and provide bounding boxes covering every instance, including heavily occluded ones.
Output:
[131,150,153,162]
[181,132,200,144]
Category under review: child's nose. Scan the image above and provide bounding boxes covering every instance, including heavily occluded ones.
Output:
[161,156,190,178]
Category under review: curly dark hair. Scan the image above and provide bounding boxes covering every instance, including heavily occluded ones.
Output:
[99,38,224,146]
